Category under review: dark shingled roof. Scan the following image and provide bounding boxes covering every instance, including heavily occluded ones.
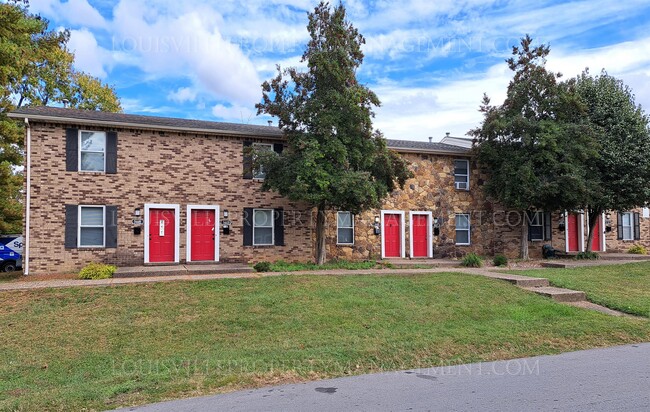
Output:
[386,139,470,154]
[9,107,471,154]
[9,106,284,138]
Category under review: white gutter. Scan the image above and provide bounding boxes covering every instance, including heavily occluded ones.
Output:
[24,117,31,275]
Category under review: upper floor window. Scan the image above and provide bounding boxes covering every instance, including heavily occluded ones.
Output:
[454,159,469,190]
[337,212,354,245]
[79,131,106,172]
[253,143,273,179]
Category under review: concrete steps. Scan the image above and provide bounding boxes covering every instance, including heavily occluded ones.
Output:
[114,263,253,278]
[481,272,550,287]
[523,286,587,302]
[379,259,460,269]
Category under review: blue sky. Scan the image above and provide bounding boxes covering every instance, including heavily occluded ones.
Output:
[28,0,650,141]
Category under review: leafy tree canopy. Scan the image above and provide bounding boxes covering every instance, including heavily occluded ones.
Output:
[255,1,412,263]
[0,1,121,233]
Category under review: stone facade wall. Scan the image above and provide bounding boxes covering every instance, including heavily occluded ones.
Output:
[26,122,314,274]
[324,152,574,261]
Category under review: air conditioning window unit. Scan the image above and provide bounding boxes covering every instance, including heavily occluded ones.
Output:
[455,182,468,190]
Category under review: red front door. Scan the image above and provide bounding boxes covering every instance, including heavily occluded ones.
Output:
[567,213,580,252]
[412,214,428,257]
[384,214,401,258]
[149,209,175,262]
[191,209,216,261]
[591,216,602,251]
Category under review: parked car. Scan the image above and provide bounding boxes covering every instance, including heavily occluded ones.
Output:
[0,235,23,272]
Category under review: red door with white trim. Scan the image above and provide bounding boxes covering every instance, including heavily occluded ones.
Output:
[384,214,401,258]
[567,213,580,252]
[412,214,428,257]
[149,209,175,262]
[191,209,216,261]
[591,216,602,251]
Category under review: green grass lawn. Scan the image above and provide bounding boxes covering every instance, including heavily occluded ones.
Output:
[1,273,649,411]
[516,262,650,317]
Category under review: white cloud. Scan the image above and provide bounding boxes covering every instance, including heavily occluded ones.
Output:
[167,87,198,104]
[67,29,112,78]
[211,104,257,123]
[31,0,107,29]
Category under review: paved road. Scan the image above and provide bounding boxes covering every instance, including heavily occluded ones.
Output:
[120,343,650,412]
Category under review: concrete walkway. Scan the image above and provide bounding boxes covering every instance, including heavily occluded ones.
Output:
[116,343,650,412]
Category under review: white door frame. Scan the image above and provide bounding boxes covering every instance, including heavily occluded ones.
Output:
[409,211,433,258]
[583,211,606,252]
[186,205,220,262]
[381,210,405,259]
[565,211,586,253]
[144,203,180,264]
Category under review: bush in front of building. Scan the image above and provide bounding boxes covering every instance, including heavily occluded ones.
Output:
[78,263,116,280]
[576,251,600,260]
[461,253,483,268]
[253,261,272,272]
[493,254,508,267]
[627,245,647,255]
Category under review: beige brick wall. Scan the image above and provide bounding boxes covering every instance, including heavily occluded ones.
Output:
[26,122,314,274]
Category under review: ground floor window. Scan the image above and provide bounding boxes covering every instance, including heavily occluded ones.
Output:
[78,205,105,247]
[253,209,274,245]
[455,214,470,245]
[620,212,633,240]
[337,212,354,245]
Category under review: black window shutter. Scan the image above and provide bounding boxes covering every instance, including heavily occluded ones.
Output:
[273,143,283,154]
[106,206,118,248]
[106,131,118,174]
[243,208,253,246]
[243,141,253,179]
[274,208,285,246]
[633,212,641,240]
[66,128,79,171]
[526,211,533,241]
[617,212,623,240]
[65,205,78,248]
[544,212,552,241]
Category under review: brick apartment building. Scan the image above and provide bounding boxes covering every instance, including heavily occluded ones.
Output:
[9,107,650,275]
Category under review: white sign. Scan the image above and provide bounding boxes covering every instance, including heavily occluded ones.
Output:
[159,219,165,237]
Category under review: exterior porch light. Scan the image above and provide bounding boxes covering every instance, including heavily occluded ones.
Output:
[605,212,613,232]
[433,217,440,236]
[373,215,381,235]
[223,210,229,218]
[132,208,143,235]
[134,207,141,217]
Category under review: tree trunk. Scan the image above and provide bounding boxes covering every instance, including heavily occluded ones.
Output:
[520,212,529,260]
[585,209,601,252]
[315,205,327,265]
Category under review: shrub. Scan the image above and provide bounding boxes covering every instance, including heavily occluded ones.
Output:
[253,261,272,272]
[78,263,116,280]
[493,254,508,267]
[576,251,600,260]
[627,245,647,255]
[461,253,483,268]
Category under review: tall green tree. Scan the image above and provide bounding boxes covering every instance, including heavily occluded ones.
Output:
[572,70,650,250]
[0,1,121,233]
[255,2,411,264]
[470,36,596,259]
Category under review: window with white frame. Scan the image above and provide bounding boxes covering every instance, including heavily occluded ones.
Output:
[621,212,633,240]
[529,212,544,241]
[455,214,470,245]
[337,212,354,244]
[253,209,274,245]
[79,206,105,247]
[79,131,106,172]
[454,159,469,190]
[253,143,273,179]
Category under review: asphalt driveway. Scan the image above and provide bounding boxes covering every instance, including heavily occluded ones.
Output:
[118,343,650,412]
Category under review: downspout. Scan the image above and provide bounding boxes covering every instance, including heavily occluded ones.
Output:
[24,118,31,275]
